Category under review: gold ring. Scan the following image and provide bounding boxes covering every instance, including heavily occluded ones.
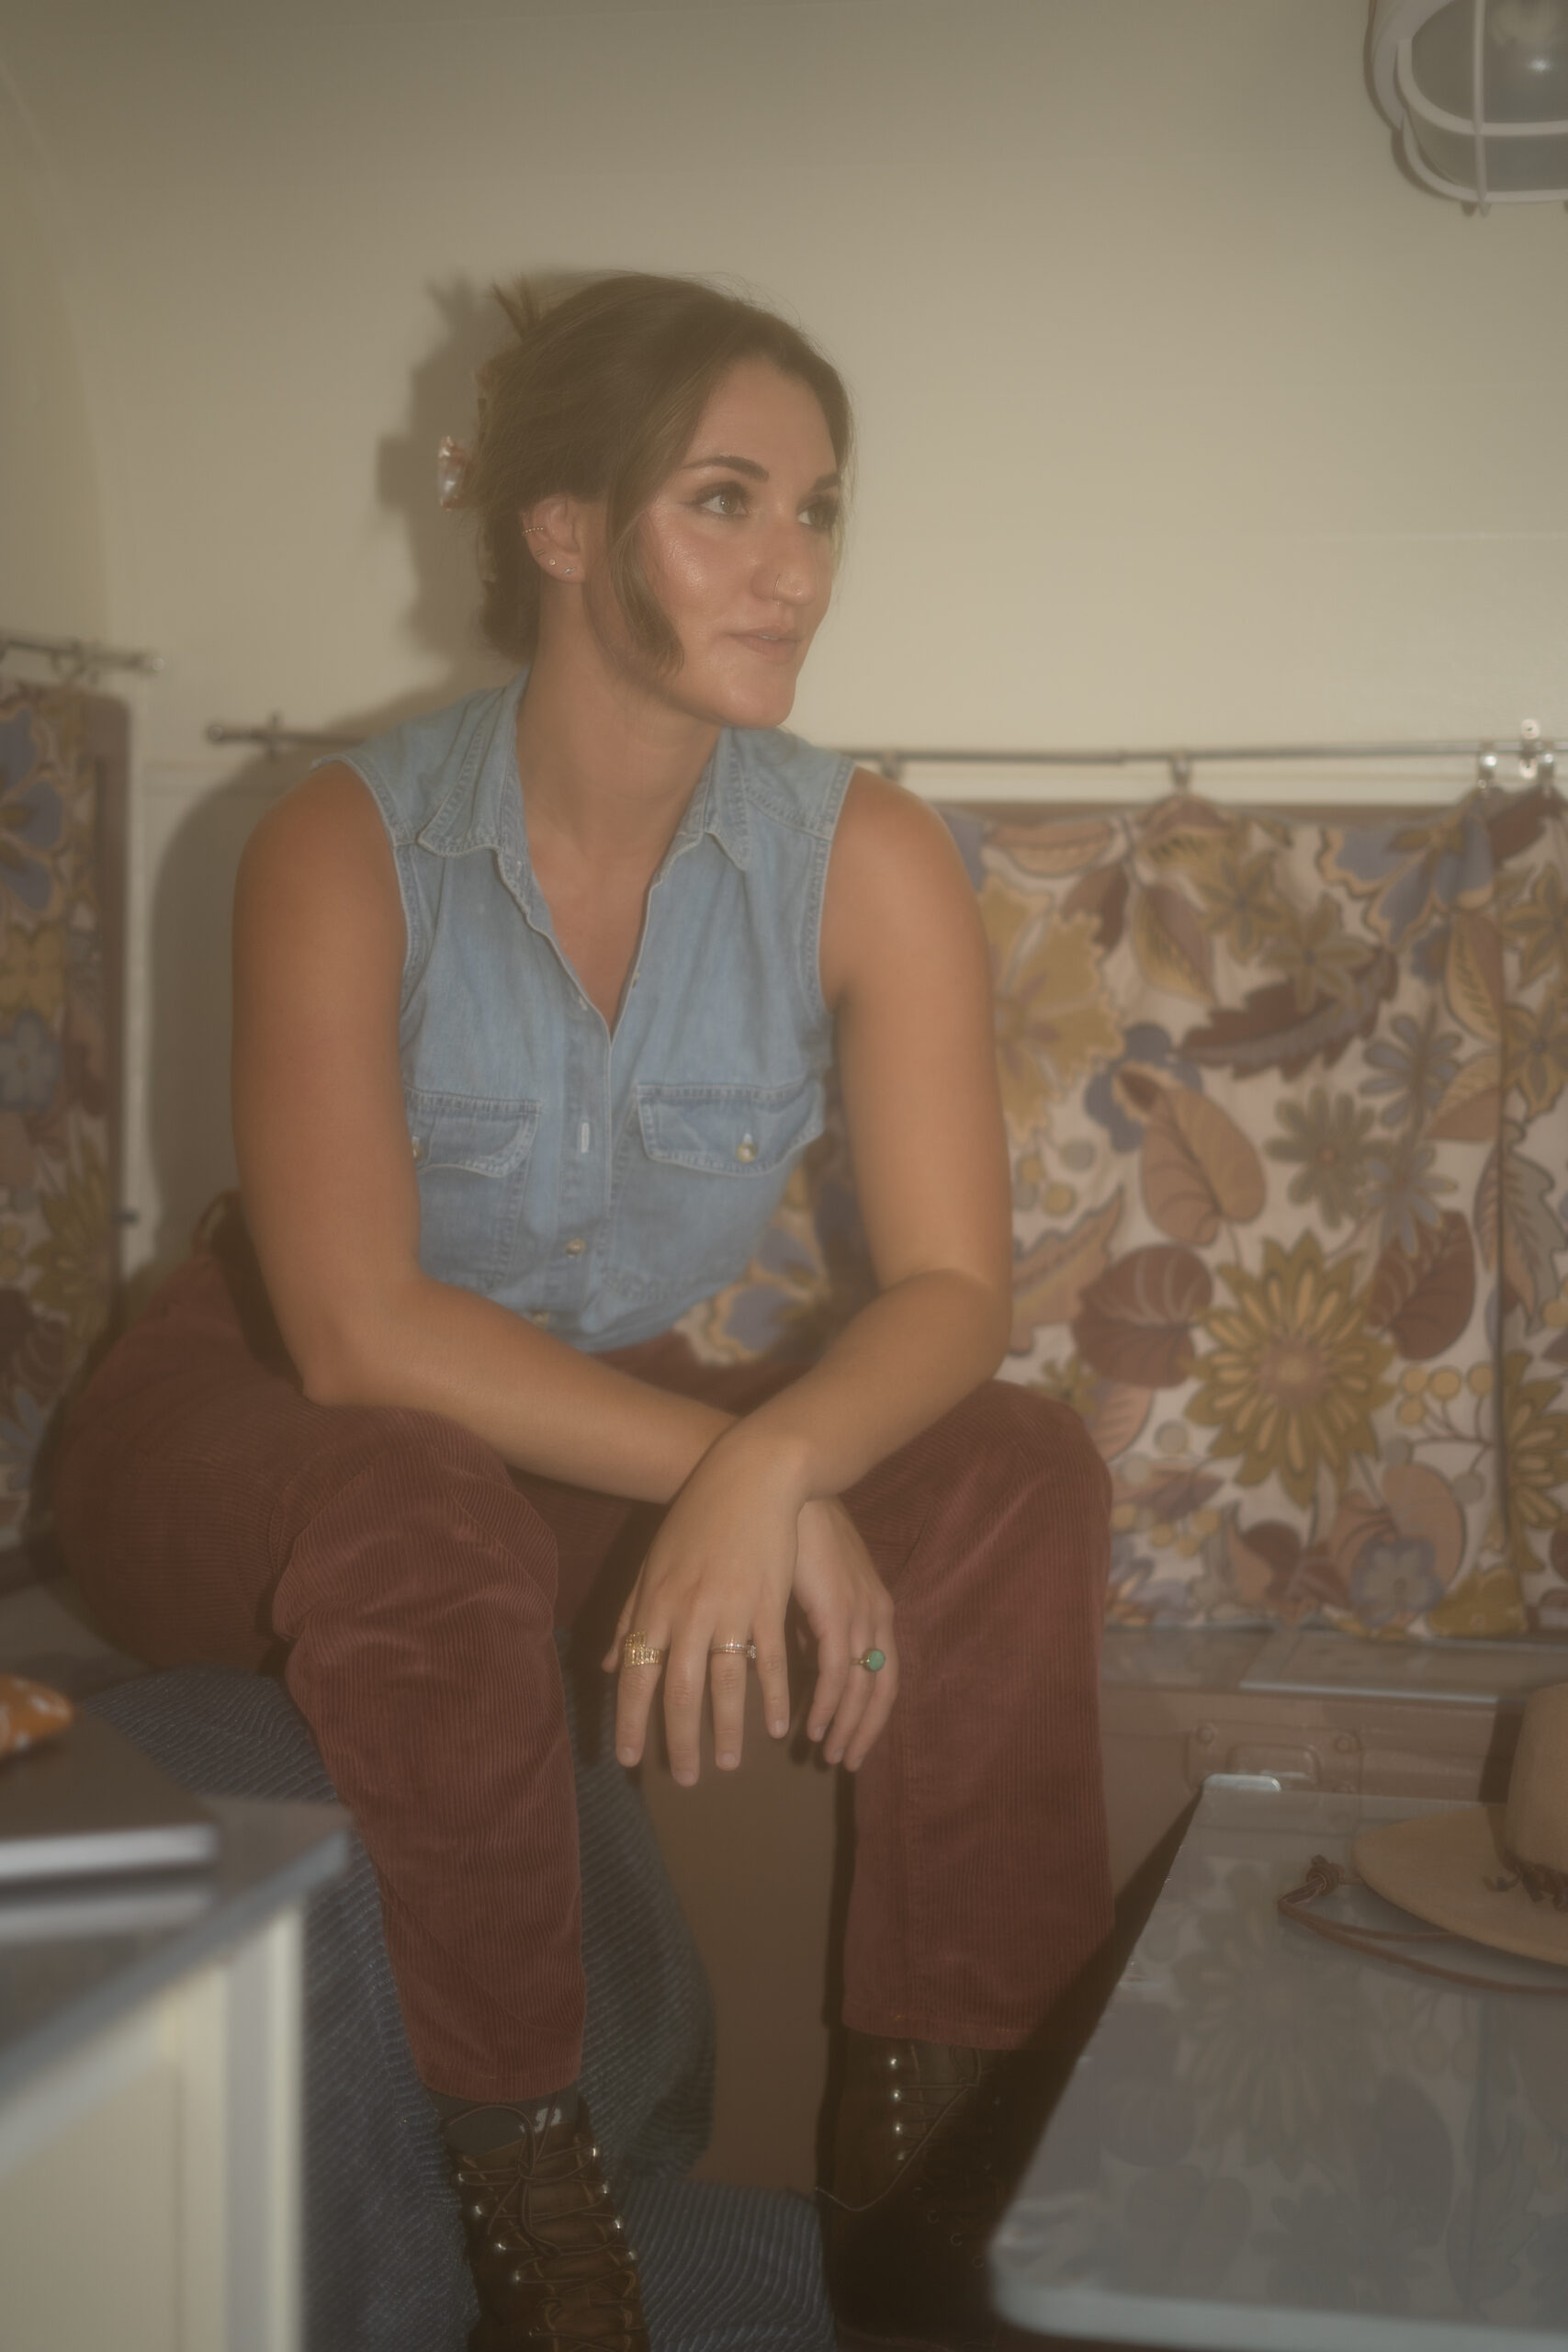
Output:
[709,1641,757,1662]
[854,1648,887,1673]
[623,1632,665,1670]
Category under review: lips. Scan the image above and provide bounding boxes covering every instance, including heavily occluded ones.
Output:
[733,630,801,662]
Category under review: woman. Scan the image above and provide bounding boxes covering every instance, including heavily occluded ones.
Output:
[55,274,1112,2352]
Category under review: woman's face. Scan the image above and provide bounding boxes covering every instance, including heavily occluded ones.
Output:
[626,357,840,731]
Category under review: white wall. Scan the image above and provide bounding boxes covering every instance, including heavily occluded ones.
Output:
[0,88,105,643]
[1,0,1565,1268]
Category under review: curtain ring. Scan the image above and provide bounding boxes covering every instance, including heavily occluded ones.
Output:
[1517,719,1556,787]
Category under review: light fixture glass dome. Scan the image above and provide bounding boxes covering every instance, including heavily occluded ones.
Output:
[1371,0,1568,205]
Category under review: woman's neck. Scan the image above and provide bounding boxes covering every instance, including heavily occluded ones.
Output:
[514,623,719,875]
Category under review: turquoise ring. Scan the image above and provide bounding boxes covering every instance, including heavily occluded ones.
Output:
[855,1648,886,1673]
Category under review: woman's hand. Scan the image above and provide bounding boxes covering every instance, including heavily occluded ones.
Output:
[792,1497,897,1771]
[604,1435,799,1784]
[604,1439,897,1784]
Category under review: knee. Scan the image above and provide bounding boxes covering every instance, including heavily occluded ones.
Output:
[943,1380,1111,1521]
[273,1408,551,1634]
[305,1405,512,1497]
[280,1405,526,1564]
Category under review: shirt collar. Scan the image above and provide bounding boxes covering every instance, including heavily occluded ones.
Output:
[667,729,752,873]
[416,668,753,875]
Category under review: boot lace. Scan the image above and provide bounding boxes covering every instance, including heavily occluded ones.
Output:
[455,2117,643,2346]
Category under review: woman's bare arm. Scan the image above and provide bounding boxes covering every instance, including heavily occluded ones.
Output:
[715,767,1014,1498]
[232,764,733,1502]
[608,769,1014,1779]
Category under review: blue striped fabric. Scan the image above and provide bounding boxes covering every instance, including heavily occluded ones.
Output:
[622,2177,836,2352]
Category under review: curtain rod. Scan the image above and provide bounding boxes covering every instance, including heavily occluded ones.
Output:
[0,629,163,684]
[207,715,1559,787]
[842,723,1557,787]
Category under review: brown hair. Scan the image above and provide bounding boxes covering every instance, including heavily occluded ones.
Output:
[459,273,852,670]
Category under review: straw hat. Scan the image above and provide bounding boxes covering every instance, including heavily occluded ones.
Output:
[1353,1680,1568,1969]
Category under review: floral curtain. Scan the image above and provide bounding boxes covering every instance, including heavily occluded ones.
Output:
[680,786,1568,1644]
[0,682,123,1545]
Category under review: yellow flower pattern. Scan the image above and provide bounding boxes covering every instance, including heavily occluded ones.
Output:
[1187,1236,1395,1509]
[980,881,1122,1136]
[0,922,65,1023]
[1504,992,1568,1120]
[1497,1349,1568,1580]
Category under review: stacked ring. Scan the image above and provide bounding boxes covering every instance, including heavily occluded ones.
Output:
[623,1632,665,1669]
[709,1641,758,1662]
[854,1648,886,1673]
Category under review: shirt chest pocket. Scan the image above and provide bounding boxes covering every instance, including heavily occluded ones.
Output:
[635,1073,826,1176]
[407,1088,540,1295]
[607,1072,826,1309]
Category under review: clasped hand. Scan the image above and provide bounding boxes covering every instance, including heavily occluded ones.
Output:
[603,1435,897,1785]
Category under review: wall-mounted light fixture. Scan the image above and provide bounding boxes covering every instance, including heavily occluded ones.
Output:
[1371,0,1568,207]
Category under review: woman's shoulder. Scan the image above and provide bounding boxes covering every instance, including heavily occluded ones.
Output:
[235,760,404,969]
[819,767,985,1006]
[833,764,969,874]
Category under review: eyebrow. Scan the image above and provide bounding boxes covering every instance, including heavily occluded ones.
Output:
[681,454,841,491]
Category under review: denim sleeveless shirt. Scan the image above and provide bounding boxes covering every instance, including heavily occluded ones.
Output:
[340,671,854,1350]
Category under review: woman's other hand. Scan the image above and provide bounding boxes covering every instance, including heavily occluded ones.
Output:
[792,1497,897,1771]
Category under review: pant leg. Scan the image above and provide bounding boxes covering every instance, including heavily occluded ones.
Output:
[836,1381,1113,2046]
[52,1253,626,2102]
[611,1344,1114,2050]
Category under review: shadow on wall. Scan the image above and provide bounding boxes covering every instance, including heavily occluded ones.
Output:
[143,276,522,1272]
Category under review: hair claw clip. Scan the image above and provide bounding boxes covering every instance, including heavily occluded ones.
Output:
[436,436,469,511]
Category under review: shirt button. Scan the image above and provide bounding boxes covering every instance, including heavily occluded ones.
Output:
[564,1238,586,1256]
[532,1310,551,1329]
[735,1136,757,1164]
[411,1137,424,1163]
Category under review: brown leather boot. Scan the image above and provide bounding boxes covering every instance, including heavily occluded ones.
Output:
[821,2033,1047,2352]
[449,2100,649,2351]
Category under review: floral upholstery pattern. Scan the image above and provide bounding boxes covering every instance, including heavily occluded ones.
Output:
[0,684,119,1544]
[678,786,1568,1642]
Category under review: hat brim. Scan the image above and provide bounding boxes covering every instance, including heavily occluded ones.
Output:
[1354,1805,1568,1972]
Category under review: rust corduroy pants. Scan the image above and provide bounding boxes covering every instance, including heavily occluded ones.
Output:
[54,1250,1112,2102]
